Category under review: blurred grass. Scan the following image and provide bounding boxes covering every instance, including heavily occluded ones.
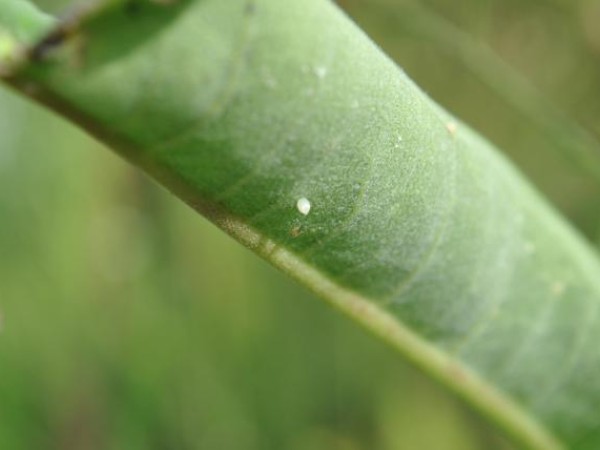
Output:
[341,0,600,243]
[1,0,599,448]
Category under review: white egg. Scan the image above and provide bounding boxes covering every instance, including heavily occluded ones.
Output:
[296,197,311,216]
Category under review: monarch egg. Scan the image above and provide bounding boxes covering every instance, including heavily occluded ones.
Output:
[296,197,311,216]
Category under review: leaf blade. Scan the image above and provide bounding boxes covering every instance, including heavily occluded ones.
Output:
[3,1,600,448]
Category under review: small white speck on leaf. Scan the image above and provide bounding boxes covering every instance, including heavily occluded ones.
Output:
[296,197,311,215]
[394,135,403,148]
[314,66,328,79]
[262,239,277,254]
[446,121,457,135]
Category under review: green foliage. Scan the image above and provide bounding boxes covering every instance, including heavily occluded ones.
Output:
[0,0,52,42]
[1,0,600,449]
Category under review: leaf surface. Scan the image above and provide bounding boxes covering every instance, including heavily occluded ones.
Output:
[2,1,600,448]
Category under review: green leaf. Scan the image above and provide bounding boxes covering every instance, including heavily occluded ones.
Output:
[0,0,54,44]
[2,0,600,449]
[0,0,54,66]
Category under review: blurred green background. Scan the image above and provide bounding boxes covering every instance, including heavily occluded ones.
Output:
[1,0,599,449]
